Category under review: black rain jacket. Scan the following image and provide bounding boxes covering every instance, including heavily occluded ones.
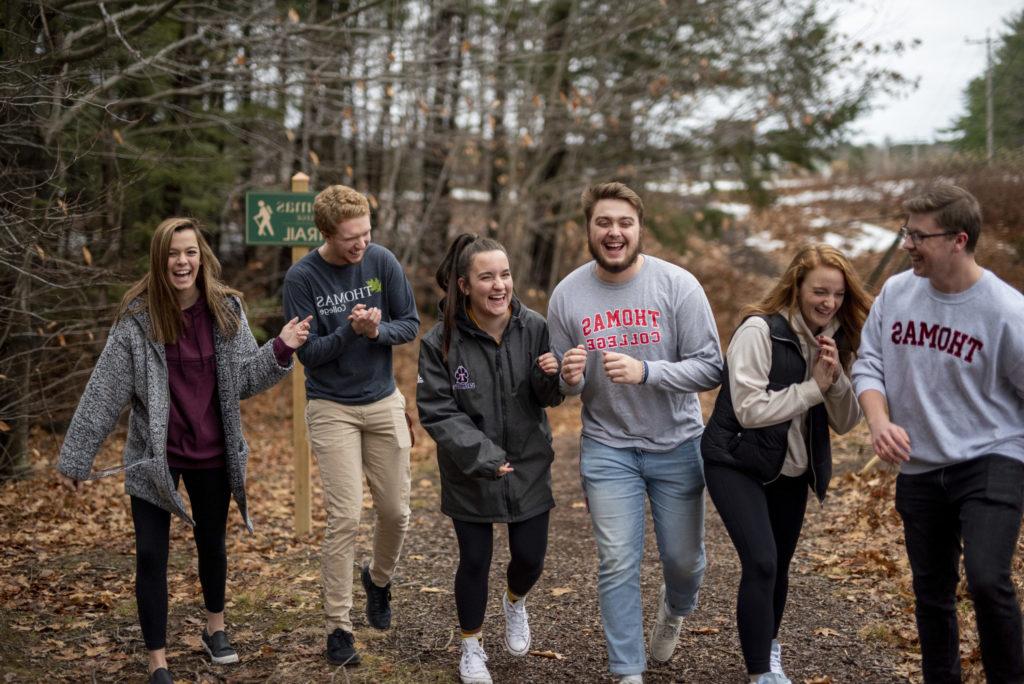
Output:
[417,297,562,522]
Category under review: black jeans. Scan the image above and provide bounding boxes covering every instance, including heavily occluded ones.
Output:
[451,510,550,633]
[130,467,231,650]
[704,464,809,675]
[896,455,1024,684]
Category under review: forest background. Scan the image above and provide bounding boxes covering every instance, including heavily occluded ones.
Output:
[4,1,1024,682]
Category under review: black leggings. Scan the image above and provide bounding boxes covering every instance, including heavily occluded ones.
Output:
[704,464,809,674]
[130,467,231,650]
[452,510,550,633]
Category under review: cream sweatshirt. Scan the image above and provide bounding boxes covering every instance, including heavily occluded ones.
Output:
[727,309,861,476]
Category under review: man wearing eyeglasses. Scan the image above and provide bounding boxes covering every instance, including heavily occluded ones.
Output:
[852,183,1024,683]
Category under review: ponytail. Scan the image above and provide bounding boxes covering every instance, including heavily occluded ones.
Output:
[434,233,507,362]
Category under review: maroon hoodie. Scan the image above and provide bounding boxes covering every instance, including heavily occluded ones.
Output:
[165,295,292,469]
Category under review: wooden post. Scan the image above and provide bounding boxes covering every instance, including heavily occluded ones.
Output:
[291,172,312,536]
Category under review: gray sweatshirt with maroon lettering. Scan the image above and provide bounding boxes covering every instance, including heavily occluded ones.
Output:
[852,269,1024,474]
[548,255,723,452]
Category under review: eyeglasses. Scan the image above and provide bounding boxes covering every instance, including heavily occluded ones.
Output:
[898,226,959,246]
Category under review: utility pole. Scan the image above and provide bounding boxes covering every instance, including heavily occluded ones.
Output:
[967,32,995,161]
[986,31,994,161]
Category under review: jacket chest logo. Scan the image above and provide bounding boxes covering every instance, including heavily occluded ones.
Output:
[452,365,476,390]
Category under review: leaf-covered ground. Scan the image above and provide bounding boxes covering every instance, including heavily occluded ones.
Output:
[0,350,953,684]
[5,183,1023,682]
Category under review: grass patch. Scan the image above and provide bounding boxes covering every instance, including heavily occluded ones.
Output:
[858,622,896,644]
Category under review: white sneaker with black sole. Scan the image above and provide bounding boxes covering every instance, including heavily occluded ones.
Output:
[459,637,492,684]
[202,628,239,665]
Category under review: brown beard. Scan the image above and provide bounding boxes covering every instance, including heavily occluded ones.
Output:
[588,233,642,273]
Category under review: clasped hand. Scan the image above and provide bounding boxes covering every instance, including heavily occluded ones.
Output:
[560,346,645,386]
[812,335,841,393]
[348,304,381,339]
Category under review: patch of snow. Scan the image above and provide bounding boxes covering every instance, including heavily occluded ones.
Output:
[777,186,885,206]
[877,179,915,196]
[770,178,817,189]
[708,202,751,219]
[451,187,490,202]
[646,179,747,195]
[820,222,897,257]
[744,230,786,252]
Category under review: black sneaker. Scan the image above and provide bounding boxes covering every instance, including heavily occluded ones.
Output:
[361,561,392,630]
[326,628,361,666]
[148,668,173,684]
[202,629,239,665]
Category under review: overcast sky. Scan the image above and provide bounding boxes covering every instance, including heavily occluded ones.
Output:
[834,0,1022,145]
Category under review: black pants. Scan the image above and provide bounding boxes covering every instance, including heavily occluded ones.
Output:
[451,510,550,633]
[130,467,231,650]
[896,455,1024,684]
[704,464,809,674]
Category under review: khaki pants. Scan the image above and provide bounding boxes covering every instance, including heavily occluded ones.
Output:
[306,389,412,632]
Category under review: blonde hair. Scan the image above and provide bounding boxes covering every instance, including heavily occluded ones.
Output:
[742,243,872,369]
[581,182,644,227]
[117,218,242,343]
[314,185,370,237]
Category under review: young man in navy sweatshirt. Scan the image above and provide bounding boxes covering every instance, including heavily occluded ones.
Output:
[282,185,419,666]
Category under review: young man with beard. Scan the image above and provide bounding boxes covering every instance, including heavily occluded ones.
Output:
[853,183,1024,683]
[282,185,419,666]
[547,182,723,683]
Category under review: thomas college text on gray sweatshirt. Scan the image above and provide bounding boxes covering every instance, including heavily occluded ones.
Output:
[852,269,1024,474]
[548,255,723,452]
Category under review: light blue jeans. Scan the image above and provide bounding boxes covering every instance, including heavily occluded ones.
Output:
[579,435,706,676]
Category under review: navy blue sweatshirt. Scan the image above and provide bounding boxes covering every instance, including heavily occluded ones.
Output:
[282,243,419,405]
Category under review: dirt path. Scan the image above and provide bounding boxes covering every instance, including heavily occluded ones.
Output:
[380,427,908,684]
[1,386,914,684]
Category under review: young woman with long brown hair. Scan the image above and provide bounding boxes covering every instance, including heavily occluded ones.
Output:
[700,243,872,684]
[57,218,311,683]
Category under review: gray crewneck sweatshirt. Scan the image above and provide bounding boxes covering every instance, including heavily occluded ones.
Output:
[548,255,723,451]
[852,269,1024,474]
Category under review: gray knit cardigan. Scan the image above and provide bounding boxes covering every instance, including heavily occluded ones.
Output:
[57,297,292,531]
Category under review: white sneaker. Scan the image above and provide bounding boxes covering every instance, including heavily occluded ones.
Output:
[769,639,785,675]
[754,673,791,684]
[648,584,683,664]
[617,675,644,683]
[459,638,492,684]
[502,592,531,656]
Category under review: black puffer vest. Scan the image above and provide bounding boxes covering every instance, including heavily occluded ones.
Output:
[700,313,845,502]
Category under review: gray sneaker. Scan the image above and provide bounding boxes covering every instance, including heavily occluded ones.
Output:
[755,672,792,684]
[769,638,785,675]
[648,584,682,664]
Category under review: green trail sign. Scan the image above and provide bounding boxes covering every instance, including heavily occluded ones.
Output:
[245,191,322,246]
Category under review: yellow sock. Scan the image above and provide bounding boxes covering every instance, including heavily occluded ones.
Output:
[506,587,522,604]
[461,629,482,640]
